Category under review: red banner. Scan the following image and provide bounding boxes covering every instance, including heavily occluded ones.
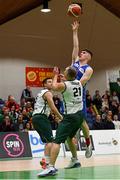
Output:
[26,67,54,87]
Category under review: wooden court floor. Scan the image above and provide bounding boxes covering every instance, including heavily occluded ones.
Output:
[0,155,120,179]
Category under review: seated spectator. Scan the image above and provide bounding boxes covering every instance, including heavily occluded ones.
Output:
[109,100,119,116]
[102,90,110,101]
[103,114,115,130]
[102,94,109,109]
[111,91,119,104]
[92,114,104,130]
[93,90,101,101]
[118,105,120,121]
[20,86,35,107]
[92,94,102,113]
[23,122,31,132]
[107,110,113,119]
[86,94,93,108]
[6,95,19,111]
[16,114,26,132]
[117,78,120,101]
[0,115,16,132]
[22,108,31,123]
[113,114,120,129]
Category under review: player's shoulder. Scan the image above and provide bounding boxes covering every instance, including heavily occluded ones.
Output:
[86,65,93,72]
[39,88,49,96]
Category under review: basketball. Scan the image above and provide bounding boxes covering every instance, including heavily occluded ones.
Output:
[67,4,82,18]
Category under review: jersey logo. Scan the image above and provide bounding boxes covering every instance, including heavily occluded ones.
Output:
[78,67,84,74]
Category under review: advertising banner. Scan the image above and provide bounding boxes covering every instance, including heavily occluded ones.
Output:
[90,130,120,155]
[65,130,120,156]
[28,131,65,157]
[26,67,54,87]
[0,132,32,159]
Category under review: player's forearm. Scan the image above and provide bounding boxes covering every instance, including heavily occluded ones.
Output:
[72,30,79,62]
[52,75,58,90]
[51,106,63,121]
[73,30,79,48]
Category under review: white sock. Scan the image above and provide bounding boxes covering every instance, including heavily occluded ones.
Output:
[44,155,50,164]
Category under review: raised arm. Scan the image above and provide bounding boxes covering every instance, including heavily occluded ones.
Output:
[71,21,80,65]
[52,67,65,92]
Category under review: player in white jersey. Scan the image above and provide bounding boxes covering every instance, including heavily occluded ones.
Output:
[32,78,63,169]
[38,66,87,177]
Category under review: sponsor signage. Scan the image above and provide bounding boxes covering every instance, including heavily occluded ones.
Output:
[65,130,120,156]
[0,132,32,159]
[26,67,54,87]
[28,131,65,157]
[90,130,120,154]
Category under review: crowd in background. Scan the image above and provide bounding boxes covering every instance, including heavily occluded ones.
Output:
[86,90,120,130]
[0,86,120,132]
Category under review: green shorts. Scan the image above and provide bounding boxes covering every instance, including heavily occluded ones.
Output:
[32,114,53,143]
[54,111,85,144]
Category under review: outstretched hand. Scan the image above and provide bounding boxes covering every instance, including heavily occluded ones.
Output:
[71,20,80,31]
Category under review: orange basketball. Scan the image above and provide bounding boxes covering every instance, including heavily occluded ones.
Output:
[67,4,81,18]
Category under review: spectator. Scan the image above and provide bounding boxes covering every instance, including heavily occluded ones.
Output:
[109,100,119,116]
[6,95,19,111]
[93,90,101,101]
[23,122,31,132]
[0,115,16,132]
[111,91,119,104]
[103,114,115,130]
[92,94,102,113]
[86,94,93,108]
[16,114,25,132]
[92,114,104,130]
[102,90,110,101]
[113,114,120,129]
[20,86,35,107]
[118,105,120,121]
[102,94,109,109]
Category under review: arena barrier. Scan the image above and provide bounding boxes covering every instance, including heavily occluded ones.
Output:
[65,130,120,156]
[0,130,120,159]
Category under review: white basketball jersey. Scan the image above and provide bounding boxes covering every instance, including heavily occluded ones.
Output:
[32,89,50,116]
[63,80,83,114]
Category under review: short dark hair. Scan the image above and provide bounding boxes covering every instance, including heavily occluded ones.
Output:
[82,49,93,57]
[42,77,52,86]
[66,67,77,80]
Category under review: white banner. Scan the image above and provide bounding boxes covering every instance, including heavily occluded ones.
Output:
[91,130,120,155]
[65,130,120,156]
[28,130,120,157]
[28,131,65,157]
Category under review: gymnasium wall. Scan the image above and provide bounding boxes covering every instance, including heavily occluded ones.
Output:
[0,57,113,100]
[0,58,53,102]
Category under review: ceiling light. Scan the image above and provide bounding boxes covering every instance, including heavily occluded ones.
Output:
[41,0,51,13]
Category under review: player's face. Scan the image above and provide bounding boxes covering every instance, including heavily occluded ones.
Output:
[45,79,53,90]
[79,51,91,61]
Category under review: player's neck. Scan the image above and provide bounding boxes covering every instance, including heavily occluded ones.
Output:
[79,60,88,66]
